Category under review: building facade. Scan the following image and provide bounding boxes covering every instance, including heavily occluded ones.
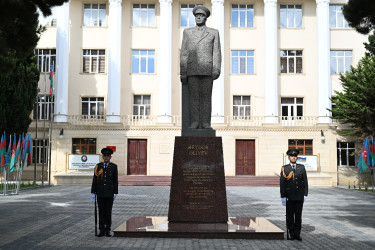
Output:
[29,0,370,186]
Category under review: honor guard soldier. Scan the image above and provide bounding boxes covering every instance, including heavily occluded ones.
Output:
[91,147,118,237]
[280,149,308,241]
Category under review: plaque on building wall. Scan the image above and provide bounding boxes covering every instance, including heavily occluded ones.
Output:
[68,154,100,170]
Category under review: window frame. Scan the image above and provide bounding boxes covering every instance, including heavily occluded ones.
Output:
[33,95,55,121]
[329,5,349,29]
[72,138,97,154]
[180,4,202,28]
[82,49,106,74]
[280,50,303,74]
[330,50,352,74]
[83,3,107,27]
[35,49,56,73]
[81,97,105,119]
[288,139,313,155]
[337,142,355,166]
[280,4,303,28]
[231,50,255,74]
[233,95,251,119]
[132,4,156,27]
[131,49,155,74]
[133,95,151,118]
[231,4,254,28]
[281,97,304,119]
[32,139,49,164]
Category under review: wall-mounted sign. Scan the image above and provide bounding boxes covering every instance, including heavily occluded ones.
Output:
[106,146,116,152]
[68,154,100,170]
[284,155,318,172]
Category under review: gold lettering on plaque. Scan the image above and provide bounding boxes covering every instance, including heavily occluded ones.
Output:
[187,144,209,156]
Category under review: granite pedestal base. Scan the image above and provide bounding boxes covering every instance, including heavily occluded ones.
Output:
[113,216,284,239]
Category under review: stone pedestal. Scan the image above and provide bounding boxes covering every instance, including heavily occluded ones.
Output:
[168,136,227,222]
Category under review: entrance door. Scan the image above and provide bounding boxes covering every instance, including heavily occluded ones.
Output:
[235,140,255,175]
[127,139,147,175]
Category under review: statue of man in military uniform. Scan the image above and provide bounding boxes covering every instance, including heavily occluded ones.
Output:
[280,149,308,241]
[91,147,118,237]
[180,5,221,130]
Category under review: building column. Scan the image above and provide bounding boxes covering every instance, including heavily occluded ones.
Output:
[211,0,225,123]
[316,0,332,123]
[55,1,70,123]
[107,0,122,123]
[158,0,173,123]
[264,0,278,123]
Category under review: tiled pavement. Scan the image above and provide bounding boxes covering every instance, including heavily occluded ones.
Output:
[0,185,374,249]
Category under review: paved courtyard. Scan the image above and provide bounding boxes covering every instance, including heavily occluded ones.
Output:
[0,185,374,249]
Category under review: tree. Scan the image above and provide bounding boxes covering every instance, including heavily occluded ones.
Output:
[0,0,68,134]
[342,0,375,35]
[331,38,375,137]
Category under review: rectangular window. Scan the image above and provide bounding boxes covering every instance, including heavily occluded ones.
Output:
[231,50,254,74]
[132,50,155,73]
[32,139,48,164]
[231,4,254,28]
[35,49,56,73]
[81,97,104,119]
[330,5,349,28]
[280,5,302,28]
[330,50,352,74]
[233,96,251,119]
[281,97,303,119]
[83,49,105,73]
[133,4,155,27]
[288,139,313,155]
[38,7,58,26]
[133,95,151,117]
[33,96,54,120]
[280,50,303,73]
[181,4,201,27]
[72,138,97,154]
[337,142,355,166]
[83,3,106,27]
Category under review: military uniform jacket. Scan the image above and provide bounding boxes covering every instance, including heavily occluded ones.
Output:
[280,163,308,201]
[180,26,221,77]
[91,162,118,198]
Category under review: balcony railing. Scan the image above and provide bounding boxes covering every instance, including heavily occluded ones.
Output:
[61,115,326,127]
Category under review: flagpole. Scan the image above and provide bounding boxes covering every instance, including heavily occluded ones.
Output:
[48,61,55,186]
[42,59,48,187]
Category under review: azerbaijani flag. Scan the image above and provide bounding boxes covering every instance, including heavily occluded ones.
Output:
[27,134,32,167]
[358,137,370,173]
[5,134,12,165]
[297,156,306,163]
[0,134,5,168]
[370,138,375,169]
[49,64,54,97]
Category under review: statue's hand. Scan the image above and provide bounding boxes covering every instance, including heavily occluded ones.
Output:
[212,73,220,80]
[180,75,187,84]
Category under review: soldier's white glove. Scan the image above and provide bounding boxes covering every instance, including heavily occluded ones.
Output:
[281,198,287,206]
[113,194,117,200]
[304,196,307,202]
[90,193,96,203]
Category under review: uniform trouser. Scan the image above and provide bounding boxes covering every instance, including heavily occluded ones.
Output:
[187,76,213,128]
[286,200,304,237]
[97,197,114,232]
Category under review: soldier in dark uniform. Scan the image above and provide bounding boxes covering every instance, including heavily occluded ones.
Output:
[91,148,118,237]
[280,149,308,241]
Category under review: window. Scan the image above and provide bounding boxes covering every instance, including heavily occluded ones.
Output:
[231,4,254,28]
[133,4,155,27]
[330,51,352,74]
[32,140,48,164]
[231,50,254,74]
[132,50,155,73]
[181,4,201,27]
[330,5,349,29]
[83,3,106,27]
[33,96,54,120]
[233,96,251,119]
[281,98,303,118]
[133,95,151,117]
[280,5,302,28]
[38,7,58,26]
[72,138,97,154]
[288,139,313,155]
[35,49,56,73]
[337,142,355,166]
[83,49,105,73]
[280,50,303,73]
[81,97,104,119]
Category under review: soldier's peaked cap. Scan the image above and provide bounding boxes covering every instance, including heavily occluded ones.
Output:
[193,5,210,18]
[286,149,299,156]
[101,147,113,156]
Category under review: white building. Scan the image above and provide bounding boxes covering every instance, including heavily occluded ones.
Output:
[29,0,369,186]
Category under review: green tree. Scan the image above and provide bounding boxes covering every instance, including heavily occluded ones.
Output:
[343,0,375,35]
[0,0,67,134]
[331,53,375,137]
